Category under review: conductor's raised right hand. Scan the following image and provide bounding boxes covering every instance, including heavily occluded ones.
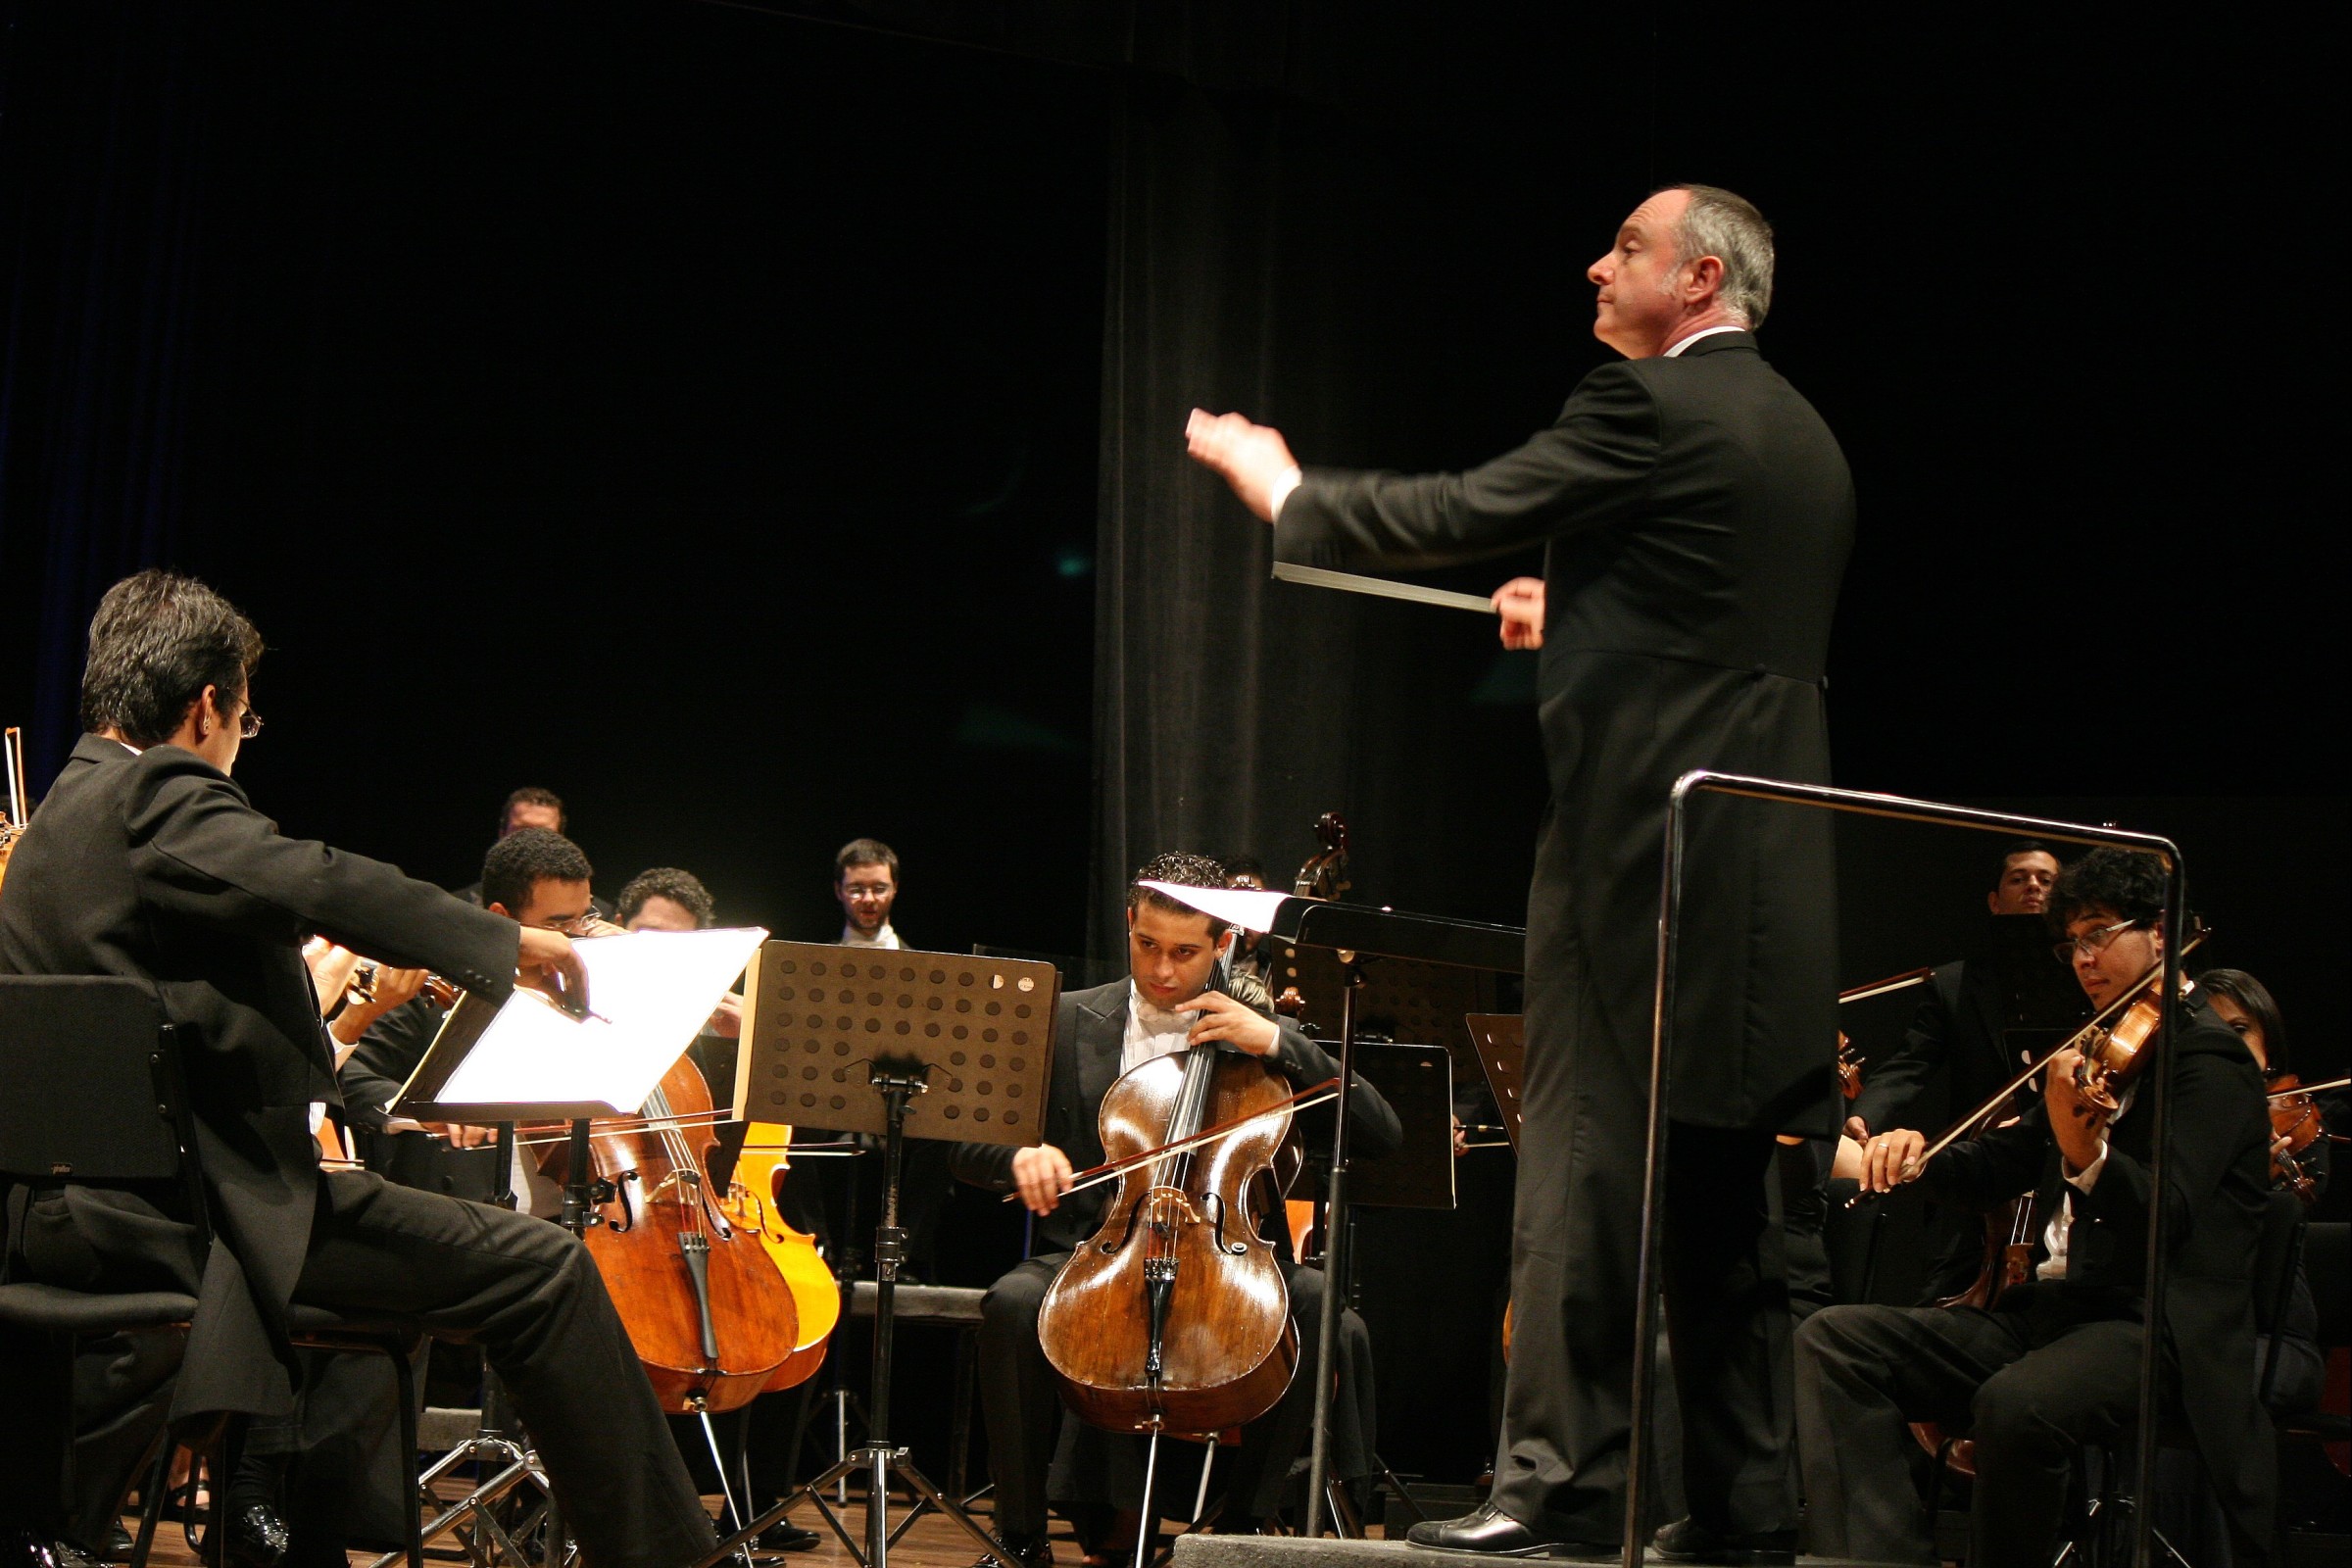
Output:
[1492,577,1544,649]
[515,926,589,1019]
[1011,1144,1076,1215]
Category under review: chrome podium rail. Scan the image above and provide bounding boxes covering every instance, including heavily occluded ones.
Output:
[1621,773,2184,1568]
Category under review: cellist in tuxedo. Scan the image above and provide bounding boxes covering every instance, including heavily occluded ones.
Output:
[0,570,714,1568]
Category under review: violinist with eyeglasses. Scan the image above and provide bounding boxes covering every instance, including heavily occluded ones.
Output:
[1795,848,2275,1568]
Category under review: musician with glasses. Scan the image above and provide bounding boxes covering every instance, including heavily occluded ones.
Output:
[0,571,712,1568]
[1798,848,2275,1567]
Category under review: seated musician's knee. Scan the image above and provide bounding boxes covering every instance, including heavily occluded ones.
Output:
[983,1265,1049,1339]
[1969,1363,2070,1461]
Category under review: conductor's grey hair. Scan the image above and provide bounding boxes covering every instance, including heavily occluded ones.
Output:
[1661,183,1775,328]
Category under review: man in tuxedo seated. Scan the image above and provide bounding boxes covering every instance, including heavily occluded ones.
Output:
[339,829,599,1216]
[1797,848,2275,1567]
[951,854,1402,1568]
[0,570,711,1568]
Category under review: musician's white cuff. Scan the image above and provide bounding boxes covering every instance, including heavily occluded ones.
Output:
[1268,467,1303,521]
[2064,1143,2108,1192]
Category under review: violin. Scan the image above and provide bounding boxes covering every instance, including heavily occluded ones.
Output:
[2067,983,2173,1115]
[719,1119,840,1391]
[541,1051,802,1413]
[1035,967,1298,1437]
[2266,1074,2346,1207]
[1837,1034,1863,1101]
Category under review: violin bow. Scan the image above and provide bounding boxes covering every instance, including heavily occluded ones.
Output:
[1838,965,1937,1004]
[1001,1077,1342,1203]
[1850,932,2206,1203]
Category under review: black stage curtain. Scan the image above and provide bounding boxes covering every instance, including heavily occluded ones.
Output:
[0,2,210,786]
[1086,12,1620,956]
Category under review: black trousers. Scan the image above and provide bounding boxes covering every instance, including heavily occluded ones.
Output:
[1490,811,1796,1545]
[1793,1292,2144,1568]
[976,1252,1331,1541]
[13,1171,714,1568]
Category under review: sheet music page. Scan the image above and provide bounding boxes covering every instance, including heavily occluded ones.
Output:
[430,925,769,1113]
[1139,880,1294,933]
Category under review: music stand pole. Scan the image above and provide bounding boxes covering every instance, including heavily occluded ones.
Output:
[1301,957,1364,1538]
[862,1067,922,1568]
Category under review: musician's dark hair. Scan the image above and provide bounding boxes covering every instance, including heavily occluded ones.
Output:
[481,827,594,916]
[1223,857,1267,885]
[2195,967,2287,1069]
[834,838,899,883]
[79,570,265,747]
[500,786,566,835]
[2045,846,2167,934]
[617,866,714,930]
[1126,852,1231,941]
[1992,839,2058,889]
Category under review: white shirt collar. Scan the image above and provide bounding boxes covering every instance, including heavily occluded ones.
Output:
[1662,323,1746,358]
[1122,980,1197,1072]
[839,922,902,950]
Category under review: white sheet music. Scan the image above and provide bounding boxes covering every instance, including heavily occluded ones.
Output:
[427,926,768,1114]
[1138,880,1295,933]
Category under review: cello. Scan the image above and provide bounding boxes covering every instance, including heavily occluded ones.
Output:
[1036,958,1299,1441]
[721,1120,841,1391]
[540,1044,803,1414]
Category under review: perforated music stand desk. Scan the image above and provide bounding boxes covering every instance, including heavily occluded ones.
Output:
[732,944,1057,1146]
[712,943,1059,1568]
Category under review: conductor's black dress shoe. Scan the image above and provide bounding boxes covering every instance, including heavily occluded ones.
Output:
[1650,1518,1796,1565]
[1405,1503,1606,1557]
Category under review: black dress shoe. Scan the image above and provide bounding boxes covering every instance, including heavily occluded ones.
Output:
[221,1501,291,1568]
[1650,1518,1795,1565]
[1407,1504,1594,1557]
[756,1521,822,1552]
[970,1533,1052,1568]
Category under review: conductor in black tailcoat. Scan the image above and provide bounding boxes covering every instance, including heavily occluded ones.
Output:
[0,571,713,1568]
[1188,186,1853,1560]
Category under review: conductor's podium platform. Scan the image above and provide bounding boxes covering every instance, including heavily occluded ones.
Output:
[1173,1536,1918,1568]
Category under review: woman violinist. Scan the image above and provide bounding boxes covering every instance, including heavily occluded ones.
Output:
[947,854,1400,1568]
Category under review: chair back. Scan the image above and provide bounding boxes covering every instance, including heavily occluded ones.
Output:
[0,976,197,1198]
[2253,1188,2306,1337]
[2302,1221,2350,1348]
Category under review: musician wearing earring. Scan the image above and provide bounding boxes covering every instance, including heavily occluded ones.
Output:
[949,853,1401,1568]
[1799,848,2274,1567]
[0,570,714,1568]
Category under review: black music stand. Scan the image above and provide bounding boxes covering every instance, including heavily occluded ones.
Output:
[1144,888,1524,1539]
[700,944,1059,1568]
[1463,1014,1527,1152]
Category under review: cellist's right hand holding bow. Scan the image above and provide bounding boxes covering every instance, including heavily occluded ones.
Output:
[1011,1144,1076,1215]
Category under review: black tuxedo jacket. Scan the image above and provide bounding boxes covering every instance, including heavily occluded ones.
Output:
[1278,332,1854,1131]
[0,735,518,1420]
[948,977,1403,1254]
[1850,961,2024,1137]
[1918,995,2274,1544]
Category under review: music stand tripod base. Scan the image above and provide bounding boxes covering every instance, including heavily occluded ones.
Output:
[699,944,1060,1568]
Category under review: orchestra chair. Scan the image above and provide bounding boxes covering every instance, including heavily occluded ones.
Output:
[0,975,429,1568]
[2046,1189,2315,1568]
[845,1280,988,1503]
